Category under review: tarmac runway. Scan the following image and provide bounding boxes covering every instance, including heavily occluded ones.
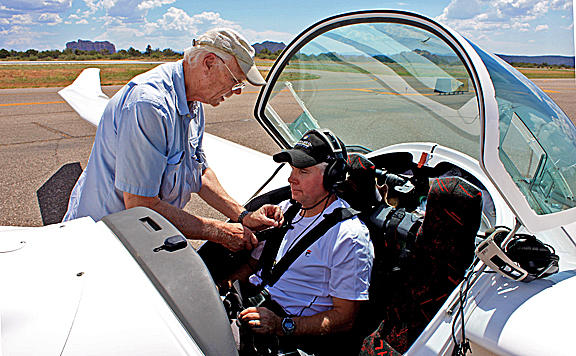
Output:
[0,78,574,227]
[0,83,277,227]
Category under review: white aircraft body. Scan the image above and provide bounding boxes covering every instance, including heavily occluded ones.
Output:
[2,10,576,356]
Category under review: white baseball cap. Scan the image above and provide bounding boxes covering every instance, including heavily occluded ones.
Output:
[193,28,266,86]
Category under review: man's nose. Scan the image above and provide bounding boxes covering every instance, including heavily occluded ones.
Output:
[288,171,297,183]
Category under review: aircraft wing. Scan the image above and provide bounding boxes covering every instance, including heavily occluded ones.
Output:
[58,68,110,127]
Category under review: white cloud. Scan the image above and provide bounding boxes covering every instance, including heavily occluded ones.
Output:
[85,0,177,24]
[6,36,33,47]
[98,15,124,26]
[0,0,72,14]
[10,14,34,25]
[143,21,159,35]
[137,0,176,11]
[89,7,294,52]
[76,19,89,24]
[82,0,115,14]
[438,0,484,20]
[433,0,574,55]
[154,8,239,36]
[551,0,573,11]
[38,13,63,25]
[435,0,572,38]
[512,21,530,30]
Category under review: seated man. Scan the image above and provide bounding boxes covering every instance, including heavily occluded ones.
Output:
[225,129,374,356]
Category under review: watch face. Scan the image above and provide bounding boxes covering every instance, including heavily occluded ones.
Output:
[282,317,295,333]
[284,319,294,329]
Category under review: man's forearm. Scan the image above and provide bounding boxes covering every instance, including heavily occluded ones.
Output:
[124,192,236,244]
[242,297,361,337]
[198,167,245,222]
[282,301,359,336]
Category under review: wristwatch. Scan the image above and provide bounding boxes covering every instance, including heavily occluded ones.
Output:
[237,210,250,224]
[281,317,295,336]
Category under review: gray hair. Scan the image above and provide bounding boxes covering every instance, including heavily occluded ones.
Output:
[183,46,235,67]
[316,162,328,173]
[308,162,328,177]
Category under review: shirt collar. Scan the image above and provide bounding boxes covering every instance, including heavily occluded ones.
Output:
[173,60,191,116]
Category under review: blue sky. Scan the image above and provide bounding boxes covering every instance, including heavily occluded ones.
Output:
[0,0,574,56]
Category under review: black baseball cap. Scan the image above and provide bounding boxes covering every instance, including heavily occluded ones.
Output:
[273,130,340,168]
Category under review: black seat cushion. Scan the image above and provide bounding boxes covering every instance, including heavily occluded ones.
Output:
[360,176,482,354]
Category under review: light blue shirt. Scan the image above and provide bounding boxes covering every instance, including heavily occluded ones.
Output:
[64,60,208,222]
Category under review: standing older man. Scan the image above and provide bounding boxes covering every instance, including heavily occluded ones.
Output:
[225,129,374,355]
[63,28,281,252]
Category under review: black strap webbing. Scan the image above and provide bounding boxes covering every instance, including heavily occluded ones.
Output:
[261,206,359,287]
[256,201,302,274]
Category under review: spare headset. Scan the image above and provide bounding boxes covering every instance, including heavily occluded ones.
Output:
[475,227,559,282]
[306,129,348,193]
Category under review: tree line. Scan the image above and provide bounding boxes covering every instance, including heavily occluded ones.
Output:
[0,45,283,61]
[0,45,182,61]
[507,61,574,69]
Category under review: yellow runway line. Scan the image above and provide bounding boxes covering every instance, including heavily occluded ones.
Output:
[0,101,66,107]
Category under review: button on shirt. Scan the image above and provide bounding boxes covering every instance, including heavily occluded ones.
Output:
[63,60,208,222]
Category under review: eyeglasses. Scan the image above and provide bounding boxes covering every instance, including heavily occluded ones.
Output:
[217,56,246,91]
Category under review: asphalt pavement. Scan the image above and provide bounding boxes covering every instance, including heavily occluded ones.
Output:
[0,79,574,227]
[0,84,277,226]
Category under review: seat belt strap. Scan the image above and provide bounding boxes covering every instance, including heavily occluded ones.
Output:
[256,201,302,273]
[262,207,359,287]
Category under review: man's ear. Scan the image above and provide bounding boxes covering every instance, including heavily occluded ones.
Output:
[203,52,218,71]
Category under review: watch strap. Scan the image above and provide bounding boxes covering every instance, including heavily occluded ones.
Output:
[237,210,250,224]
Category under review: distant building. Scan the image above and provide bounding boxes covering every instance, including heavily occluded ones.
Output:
[66,40,116,54]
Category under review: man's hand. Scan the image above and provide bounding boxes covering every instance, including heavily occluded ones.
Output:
[241,204,284,231]
[218,222,258,252]
[239,307,282,335]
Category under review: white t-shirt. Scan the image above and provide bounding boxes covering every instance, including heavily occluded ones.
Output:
[251,198,373,317]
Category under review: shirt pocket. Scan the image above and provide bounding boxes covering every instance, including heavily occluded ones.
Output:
[160,151,184,202]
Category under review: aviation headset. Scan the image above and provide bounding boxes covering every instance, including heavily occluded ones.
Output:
[308,129,348,194]
[475,227,559,282]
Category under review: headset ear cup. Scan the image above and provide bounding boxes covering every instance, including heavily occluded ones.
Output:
[506,235,559,278]
[324,159,347,192]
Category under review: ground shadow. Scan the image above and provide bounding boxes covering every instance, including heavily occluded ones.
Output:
[37,162,82,225]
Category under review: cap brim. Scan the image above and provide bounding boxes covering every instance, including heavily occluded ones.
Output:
[244,64,266,86]
[201,45,266,86]
[273,150,317,168]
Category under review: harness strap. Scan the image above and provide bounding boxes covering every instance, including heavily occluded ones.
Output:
[261,206,359,287]
[256,201,302,273]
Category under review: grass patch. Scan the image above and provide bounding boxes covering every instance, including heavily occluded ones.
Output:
[0,63,161,88]
[516,68,575,79]
[260,70,320,81]
[0,61,309,89]
[255,59,275,67]
[1,61,572,89]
